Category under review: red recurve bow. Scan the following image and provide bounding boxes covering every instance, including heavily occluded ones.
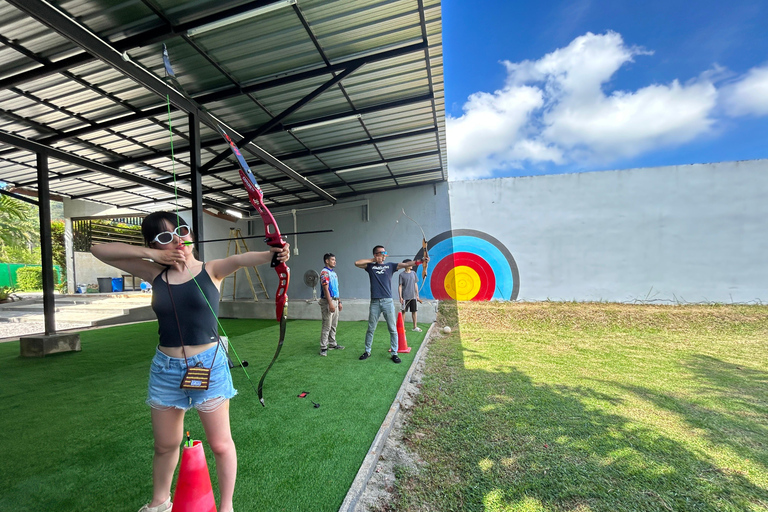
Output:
[217,125,290,406]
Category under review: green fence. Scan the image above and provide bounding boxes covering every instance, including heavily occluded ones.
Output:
[0,264,63,288]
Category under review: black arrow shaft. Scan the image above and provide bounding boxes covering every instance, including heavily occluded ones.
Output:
[188,229,333,245]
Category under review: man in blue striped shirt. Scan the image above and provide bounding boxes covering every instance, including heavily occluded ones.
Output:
[319,253,344,356]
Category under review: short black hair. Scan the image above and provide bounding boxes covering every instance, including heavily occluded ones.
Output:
[141,212,192,247]
[372,245,385,254]
[402,259,412,263]
[323,253,335,264]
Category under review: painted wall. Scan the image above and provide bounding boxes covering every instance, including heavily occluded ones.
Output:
[447,160,768,303]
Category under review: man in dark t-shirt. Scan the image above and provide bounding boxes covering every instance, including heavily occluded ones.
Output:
[355,245,426,363]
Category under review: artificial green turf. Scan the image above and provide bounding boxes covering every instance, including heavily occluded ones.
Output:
[0,318,427,511]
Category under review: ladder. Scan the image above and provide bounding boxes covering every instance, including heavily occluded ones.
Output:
[220,228,269,301]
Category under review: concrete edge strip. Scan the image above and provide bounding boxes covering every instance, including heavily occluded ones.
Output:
[339,322,437,512]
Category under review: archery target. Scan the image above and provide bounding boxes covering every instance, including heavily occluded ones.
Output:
[414,229,519,301]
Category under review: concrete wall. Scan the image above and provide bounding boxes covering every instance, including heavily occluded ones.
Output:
[448,160,768,303]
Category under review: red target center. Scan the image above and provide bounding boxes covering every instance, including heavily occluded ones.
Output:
[430,252,496,301]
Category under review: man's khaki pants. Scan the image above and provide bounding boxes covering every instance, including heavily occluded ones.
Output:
[319,298,340,350]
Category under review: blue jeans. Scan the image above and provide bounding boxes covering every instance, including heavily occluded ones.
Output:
[364,298,398,354]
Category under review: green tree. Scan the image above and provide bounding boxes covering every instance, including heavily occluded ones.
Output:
[0,194,33,250]
[0,190,64,264]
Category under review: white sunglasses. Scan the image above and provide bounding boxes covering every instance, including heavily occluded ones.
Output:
[152,225,191,245]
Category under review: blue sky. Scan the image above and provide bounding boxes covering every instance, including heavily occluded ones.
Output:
[442,0,768,180]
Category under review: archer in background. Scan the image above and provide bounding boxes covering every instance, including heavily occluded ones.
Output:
[355,245,426,363]
[399,259,423,332]
[318,252,345,356]
[91,211,290,512]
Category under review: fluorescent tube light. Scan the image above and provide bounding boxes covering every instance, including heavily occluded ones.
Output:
[188,0,297,36]
[289,114,362,133]
[225,209,243,218]
[335,162,388,174]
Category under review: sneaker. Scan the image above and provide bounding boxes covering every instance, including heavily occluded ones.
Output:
[391,354,401,364]
[412,327,422,332]
[359,352,370,360]
[138,497,172,512]
[319,349,327,357]
[329,344,345,350]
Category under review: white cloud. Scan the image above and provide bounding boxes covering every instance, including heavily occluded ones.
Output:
[543,80,717,159]
[447,31,720,180]
[721,64,768,117]
[446,85,546,179]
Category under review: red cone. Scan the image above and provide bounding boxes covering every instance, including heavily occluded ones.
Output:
[172,440,217,512]
[390,311,412,353]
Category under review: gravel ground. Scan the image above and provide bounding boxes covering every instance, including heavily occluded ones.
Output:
[0,321,89,341]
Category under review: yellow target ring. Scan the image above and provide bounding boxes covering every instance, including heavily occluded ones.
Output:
[444,266,481,300]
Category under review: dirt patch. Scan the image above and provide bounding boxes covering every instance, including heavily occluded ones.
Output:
[355,341,429,512]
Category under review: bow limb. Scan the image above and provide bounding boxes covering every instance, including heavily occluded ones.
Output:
[217,125,290,406]
[401,209,430,293]
[419,236,429,292]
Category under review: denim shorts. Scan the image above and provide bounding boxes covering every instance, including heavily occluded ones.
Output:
[147,343,237,411]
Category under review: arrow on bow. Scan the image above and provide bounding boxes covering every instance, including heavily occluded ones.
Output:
[185,229,332,245]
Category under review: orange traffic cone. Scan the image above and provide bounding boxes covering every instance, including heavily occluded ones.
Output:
[390,311,412,353]
[172,440,217,512]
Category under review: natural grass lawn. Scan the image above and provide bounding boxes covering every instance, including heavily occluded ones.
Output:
[391,302,768,512]
[0,318,427,512]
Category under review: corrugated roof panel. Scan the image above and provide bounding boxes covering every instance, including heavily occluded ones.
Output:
[1,92,40,112]
[315,145,382,168]
[0,0,445,208]
[389,154,441,172]
[205,96,275,132]
[238,131,306,159]
[352,178,396,192]
[57,0,159,38]
[377,133,437,156]
[283,123,368,151]
[306,0,421,57]
[187,17,321,90]
[1,5,79,60]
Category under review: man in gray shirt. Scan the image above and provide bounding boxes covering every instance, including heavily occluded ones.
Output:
[398,260,422,332]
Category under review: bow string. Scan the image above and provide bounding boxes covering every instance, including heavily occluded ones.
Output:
[385,208,430,293]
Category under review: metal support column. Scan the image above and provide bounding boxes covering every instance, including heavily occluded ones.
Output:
[37,152,56,335]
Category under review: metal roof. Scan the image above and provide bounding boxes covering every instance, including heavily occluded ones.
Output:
[0,0,446,216]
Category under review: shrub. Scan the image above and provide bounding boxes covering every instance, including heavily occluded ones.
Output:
[0,286,15,301]
[51,220,67,285]
[15,266,59,291]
